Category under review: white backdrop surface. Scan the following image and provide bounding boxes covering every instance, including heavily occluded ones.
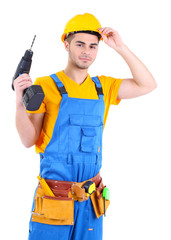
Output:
[0,0,171,239]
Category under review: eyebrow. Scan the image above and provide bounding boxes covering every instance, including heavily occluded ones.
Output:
[75,41,98,46]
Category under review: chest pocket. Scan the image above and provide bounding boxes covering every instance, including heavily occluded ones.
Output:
[69,114,103,154]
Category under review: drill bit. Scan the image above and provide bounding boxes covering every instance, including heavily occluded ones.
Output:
[30,35,36,50]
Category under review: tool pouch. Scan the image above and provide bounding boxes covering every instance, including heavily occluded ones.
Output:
[90,178,110,219]
[31,187,74,225]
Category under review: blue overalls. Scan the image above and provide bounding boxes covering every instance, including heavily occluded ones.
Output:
[28,73,105,240]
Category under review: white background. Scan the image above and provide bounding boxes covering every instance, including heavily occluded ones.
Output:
[1,0,171,239]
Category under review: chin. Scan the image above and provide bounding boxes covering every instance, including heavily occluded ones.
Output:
[75,63,90,70]
[78,62,93,69]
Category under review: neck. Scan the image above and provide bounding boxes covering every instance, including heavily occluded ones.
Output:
[64,64,88,85]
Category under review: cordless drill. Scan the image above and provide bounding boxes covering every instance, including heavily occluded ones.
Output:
[12,35,45,111]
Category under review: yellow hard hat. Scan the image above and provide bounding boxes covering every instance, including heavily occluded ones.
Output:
[61,13,102,42]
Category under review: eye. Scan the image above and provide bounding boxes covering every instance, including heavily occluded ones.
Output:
[90,45,97,49]
[76,44,83,47]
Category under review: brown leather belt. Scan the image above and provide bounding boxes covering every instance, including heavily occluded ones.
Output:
[38,172,103,202]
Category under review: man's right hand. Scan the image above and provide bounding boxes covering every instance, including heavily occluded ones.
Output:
[14,73,45,148]
[13,73,33,105]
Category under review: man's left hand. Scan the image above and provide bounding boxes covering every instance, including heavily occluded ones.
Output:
[99,27,125,52]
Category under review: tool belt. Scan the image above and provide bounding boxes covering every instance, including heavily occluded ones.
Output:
[31,173,110,225]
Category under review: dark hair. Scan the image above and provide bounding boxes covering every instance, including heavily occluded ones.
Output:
[65,30,101,43]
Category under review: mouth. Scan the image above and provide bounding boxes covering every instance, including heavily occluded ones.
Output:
[79,56,91,62]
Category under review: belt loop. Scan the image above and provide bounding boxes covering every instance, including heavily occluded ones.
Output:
[67,153,73,165]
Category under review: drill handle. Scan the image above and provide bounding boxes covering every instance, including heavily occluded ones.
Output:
[12,50,33,90]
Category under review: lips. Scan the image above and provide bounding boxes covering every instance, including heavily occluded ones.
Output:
[79,56,91,61]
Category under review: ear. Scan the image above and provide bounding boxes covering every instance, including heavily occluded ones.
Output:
[64,40,69,52]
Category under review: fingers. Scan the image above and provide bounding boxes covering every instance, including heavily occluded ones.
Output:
[99,27,118,36]
[14,74,33,105]
[14,74,32,91]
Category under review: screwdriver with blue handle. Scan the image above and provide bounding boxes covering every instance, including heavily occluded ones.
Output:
[12,35,45,111]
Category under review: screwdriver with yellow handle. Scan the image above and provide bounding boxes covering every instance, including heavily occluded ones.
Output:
[37,175,55,197]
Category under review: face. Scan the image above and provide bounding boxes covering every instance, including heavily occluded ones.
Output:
[65,33,99,70]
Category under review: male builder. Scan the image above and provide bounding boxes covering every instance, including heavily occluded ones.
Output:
[14,13,157,240]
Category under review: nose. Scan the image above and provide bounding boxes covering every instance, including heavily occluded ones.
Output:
[81,45,90,55]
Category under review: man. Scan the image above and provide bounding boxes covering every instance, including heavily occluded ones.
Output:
[14,13,157,240]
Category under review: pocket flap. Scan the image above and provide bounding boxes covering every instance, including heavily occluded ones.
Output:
[70,114,102,127]
[81,127,96,137]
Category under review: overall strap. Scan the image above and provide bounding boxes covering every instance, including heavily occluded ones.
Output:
[50,74,103,100]
[91,76,104,100]
[50,74,68,97]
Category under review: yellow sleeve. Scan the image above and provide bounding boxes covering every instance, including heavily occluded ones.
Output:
[26,78,46,114]
[98,75,123,105]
